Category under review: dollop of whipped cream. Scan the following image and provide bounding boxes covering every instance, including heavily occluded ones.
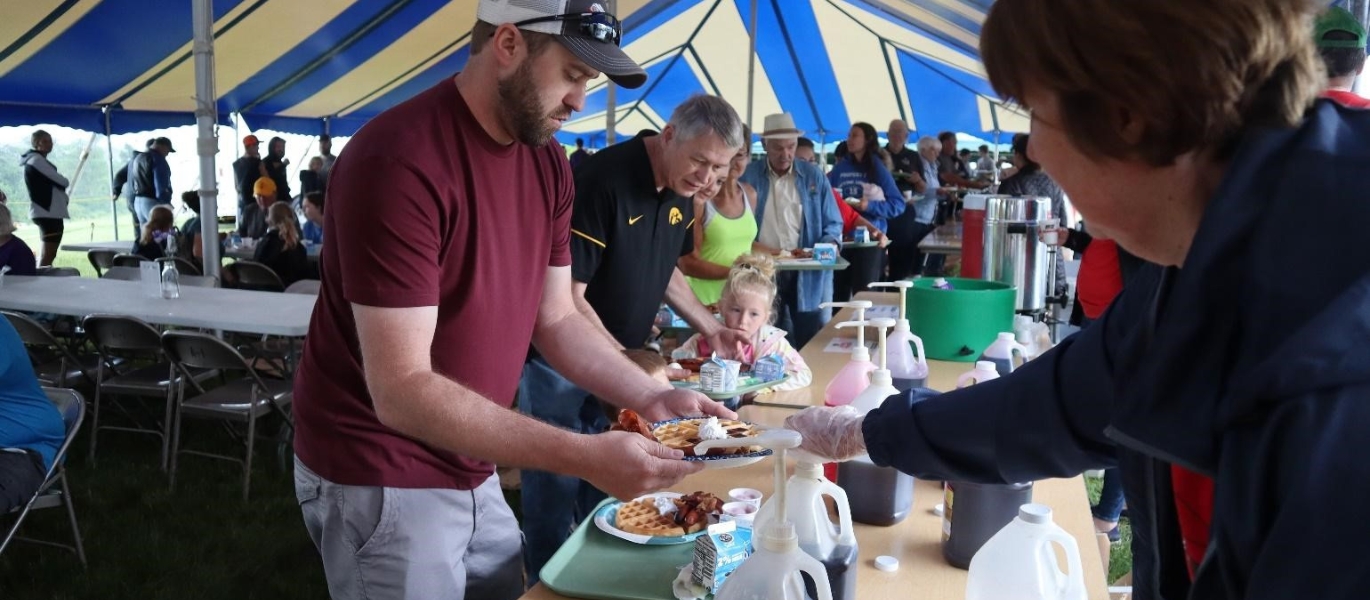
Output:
[697,416,729,441]
[654,496,677,516]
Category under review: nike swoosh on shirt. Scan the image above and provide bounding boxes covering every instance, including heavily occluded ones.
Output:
[628,215,644,225]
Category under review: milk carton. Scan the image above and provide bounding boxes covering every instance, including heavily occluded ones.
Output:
[753,354,786,383]
[813,243,839,265]
[700,355,737,393]
[692,521,754,594]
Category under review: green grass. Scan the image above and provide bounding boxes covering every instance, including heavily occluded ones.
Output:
[0,394,327,599]
[1085,473,1133,584]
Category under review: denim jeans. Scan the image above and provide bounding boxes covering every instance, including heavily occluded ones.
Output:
[517,356,610,585]
[774,271,827,351]
[1092,467,1126,522]
[134,196,169,230]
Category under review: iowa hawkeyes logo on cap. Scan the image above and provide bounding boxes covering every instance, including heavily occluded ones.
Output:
[669,207,684,225]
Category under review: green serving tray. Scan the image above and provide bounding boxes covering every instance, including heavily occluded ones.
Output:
[540,499,697,600]
[670,374,791,400]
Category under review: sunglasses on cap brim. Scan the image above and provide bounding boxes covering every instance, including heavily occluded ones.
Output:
[513,12,622,46]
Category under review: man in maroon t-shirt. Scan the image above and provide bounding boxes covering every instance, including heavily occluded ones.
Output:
[290,2,734,599]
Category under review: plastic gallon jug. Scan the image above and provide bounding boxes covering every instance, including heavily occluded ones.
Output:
[868,281,929,391]
[820,301,876,408]
[966,503,1086,600]
[753,453,858,600]
[956,361,1001,388]
[941,481,1034,569]
[978,332,1029,376]
[716,431,834,600]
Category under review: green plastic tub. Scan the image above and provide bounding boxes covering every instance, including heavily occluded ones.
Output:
[907,277,1017,362]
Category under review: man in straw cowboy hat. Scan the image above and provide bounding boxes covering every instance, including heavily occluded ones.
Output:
[740,113,843,349]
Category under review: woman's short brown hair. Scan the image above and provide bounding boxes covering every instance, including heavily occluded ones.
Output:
[981,0,1323,166]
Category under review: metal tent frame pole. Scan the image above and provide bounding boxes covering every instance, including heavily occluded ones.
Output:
[193,0,221,279]
[103,107,120,241]
[745,0,758,131]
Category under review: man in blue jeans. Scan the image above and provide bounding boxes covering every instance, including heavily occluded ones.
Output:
[741,113,844,349]
[519,95,752,583]
[0,318,65,513]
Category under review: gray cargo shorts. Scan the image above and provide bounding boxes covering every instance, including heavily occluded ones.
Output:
[294,457,524,600]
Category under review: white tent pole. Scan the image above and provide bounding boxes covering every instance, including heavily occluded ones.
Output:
[103,107,121,241]
[606,82,617,146]
[818,130,827,170]
[193,0,221,279]
[66,133,97,196]
[745,0,758,131]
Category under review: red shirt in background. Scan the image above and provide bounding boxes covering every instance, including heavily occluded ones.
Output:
[1323,89,1370,109]
[1076,239,1124,319]
[834,189,860,233]
[293,79,574,490]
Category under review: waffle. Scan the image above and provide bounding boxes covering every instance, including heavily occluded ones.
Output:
[652,419,760,456]
[615,499,692,537]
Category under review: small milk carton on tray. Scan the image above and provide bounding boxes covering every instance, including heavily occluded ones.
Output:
[752,354,786,383]
[692,521,753,594]
[699,355,739,393]
[813,243,839,265]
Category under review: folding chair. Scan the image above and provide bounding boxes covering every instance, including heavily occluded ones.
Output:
[0,387,88,567]
[100,266,140,281]
[83,315,214,468]
[87,249,116,277]
[111,253,146,268]
[1,312,103,388]
[35,267,81,277]
[156,256,201,276]
[162,331,293,501]
[225,260,284,292]
[284,279,320,295]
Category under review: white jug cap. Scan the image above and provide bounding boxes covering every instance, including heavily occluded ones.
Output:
[1018,503,1053,524]
[874,555,899,572]
[975,360,997,372]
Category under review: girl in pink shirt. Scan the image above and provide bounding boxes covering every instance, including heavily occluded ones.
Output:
[676,253,812,393]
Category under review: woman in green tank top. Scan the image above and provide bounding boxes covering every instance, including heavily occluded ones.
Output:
[680,137,759,306]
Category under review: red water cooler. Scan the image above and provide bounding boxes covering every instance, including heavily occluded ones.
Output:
[960,194,990,279]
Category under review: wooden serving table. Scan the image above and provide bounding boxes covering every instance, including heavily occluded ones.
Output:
[520,292,1108,599]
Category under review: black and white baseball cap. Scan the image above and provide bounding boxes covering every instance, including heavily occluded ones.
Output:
[477,0,647,89]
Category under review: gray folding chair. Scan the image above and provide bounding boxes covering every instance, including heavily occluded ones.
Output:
[162,331,293,501]
[111,253,146,268]
[226,260,284,292]
[1,312,103,388]
[284,279,320,295]
[156,256,201,276]
[87,249,116,277]
[35,267,80,277]
[100,266,141,281]
[0,387,87,567]
[83,315,215,468]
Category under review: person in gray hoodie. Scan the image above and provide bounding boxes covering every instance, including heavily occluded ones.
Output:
[20,130,69,267]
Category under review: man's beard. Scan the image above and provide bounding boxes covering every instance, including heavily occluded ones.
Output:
[496,61,569,147]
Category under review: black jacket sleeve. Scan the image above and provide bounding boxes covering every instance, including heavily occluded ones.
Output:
[862,264,1165,483]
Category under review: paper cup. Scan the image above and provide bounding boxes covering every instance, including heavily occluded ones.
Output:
[720,502,758,529]
[728,488,763,509]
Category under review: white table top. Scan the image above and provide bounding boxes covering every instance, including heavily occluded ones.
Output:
[0,276,316,336]
[61,240,129,253]
[64,239,321,262]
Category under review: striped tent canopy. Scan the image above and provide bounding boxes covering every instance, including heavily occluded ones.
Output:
[0,0,1026,141]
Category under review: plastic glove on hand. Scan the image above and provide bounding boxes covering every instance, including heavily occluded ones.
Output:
[783,406,867,462]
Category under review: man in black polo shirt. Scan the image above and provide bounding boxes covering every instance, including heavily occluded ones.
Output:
[519,94,748,582]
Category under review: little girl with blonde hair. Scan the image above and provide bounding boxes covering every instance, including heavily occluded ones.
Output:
[676,252,812,392]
